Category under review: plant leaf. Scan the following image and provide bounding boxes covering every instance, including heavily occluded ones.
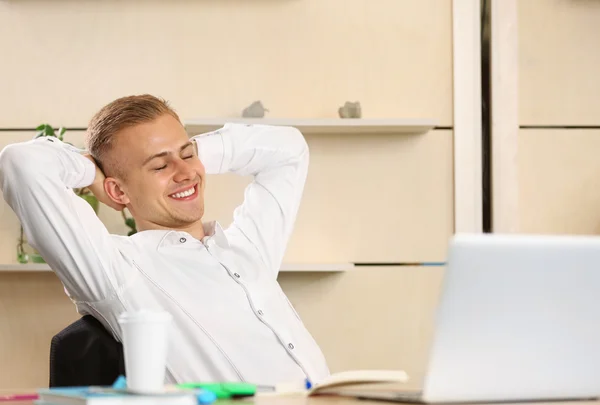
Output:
[44,125,55,137]
[35,124,50,139]
[17,253,29,264]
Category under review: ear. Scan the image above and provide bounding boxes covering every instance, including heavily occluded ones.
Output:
[104,177,131,206]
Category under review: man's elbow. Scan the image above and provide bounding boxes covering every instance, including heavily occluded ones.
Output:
[283,126,309,157]
[0,144,26,173]
[0,143,38,187]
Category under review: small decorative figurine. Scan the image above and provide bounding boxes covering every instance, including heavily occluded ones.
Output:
[242,101,269,118]
[338,101,362,118]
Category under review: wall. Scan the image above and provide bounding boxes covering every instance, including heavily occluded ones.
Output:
[517,0,600,233]
[0,0,454,388]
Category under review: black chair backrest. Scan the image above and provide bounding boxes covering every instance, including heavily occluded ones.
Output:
[49,315,125,387]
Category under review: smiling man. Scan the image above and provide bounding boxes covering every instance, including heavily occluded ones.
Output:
[0,94,330,386]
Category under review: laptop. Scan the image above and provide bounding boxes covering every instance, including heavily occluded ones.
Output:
[355,233,600,403]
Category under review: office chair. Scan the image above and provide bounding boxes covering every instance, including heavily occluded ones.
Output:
[49,315,125,387]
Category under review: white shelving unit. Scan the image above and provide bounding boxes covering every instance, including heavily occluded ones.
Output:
[0,263,51,272]
[0,262,354,273]
[184,118,437,136]
[279,262,354,272]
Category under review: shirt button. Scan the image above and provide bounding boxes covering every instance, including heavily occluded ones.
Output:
[257,310,264,315]
[288,343,294,350]
[234,273,240,278]
[179,237,186,243]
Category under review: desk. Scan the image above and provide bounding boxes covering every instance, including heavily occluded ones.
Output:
[0,395,357,405]
[1,395,600,405]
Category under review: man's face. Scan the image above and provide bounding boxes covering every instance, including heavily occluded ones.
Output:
[106,114,206,230]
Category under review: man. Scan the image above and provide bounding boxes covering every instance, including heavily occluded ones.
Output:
[0,94,330,386]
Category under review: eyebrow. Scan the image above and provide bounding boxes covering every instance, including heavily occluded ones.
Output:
[143,142,194,166]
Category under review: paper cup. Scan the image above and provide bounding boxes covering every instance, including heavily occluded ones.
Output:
[118,310,172,393]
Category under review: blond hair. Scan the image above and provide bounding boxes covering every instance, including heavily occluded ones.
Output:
[86,94,180,177]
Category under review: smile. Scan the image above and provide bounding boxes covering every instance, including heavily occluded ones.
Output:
[169,184,198,200]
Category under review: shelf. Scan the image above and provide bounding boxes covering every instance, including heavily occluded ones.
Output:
[184,118,437,136]
[0,263,354,273]
[279,263,354,272]
[0,263,51,272]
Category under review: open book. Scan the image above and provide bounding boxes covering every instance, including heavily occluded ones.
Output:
[263,369,410,397]
[308,369,410,396]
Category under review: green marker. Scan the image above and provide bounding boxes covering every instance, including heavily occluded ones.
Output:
[177,382,256,399]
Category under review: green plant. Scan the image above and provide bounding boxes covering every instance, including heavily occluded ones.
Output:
[123,211,138,236]
[17,124,137,263]
[35,123,66,141]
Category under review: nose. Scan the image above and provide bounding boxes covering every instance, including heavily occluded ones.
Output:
[172,158,196,183]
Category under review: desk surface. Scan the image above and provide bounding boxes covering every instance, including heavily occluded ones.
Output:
[2,394,600,405]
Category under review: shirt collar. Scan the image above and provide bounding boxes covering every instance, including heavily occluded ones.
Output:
[131,221,230,250]
[201,221,230,248]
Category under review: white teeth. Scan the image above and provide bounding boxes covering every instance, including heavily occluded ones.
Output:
[171,186,195,199]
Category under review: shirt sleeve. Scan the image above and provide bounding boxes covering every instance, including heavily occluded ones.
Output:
[0,137,131,302]
[192,123,309,278]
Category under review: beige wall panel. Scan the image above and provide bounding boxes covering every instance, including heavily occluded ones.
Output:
[0,130,453,265]
[0,266,444,389]
[0,272,80,389]
[0,0,453,128]
[518,0,600,125]
[519,129,600,234]
[279,266,444,386]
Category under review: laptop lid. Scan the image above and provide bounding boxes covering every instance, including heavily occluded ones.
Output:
[422,233,600,403]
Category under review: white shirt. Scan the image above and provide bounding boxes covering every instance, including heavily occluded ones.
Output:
[0,123,330,386]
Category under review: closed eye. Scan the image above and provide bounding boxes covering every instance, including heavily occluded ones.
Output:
[183,155,193,160]
[153,164,167,171]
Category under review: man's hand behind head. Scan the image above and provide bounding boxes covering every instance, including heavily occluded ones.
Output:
[83,154,126,212]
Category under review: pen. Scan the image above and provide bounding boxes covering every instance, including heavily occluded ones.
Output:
[190,389,217,405]
[0,394,39,402]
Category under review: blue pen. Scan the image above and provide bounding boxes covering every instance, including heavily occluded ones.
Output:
[194,389,217,405]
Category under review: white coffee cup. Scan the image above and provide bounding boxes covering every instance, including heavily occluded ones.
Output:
[118,309,172,393]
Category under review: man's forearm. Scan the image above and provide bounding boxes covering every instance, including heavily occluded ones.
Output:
[191,123,309,277]
[0,137,97,191]
[192,123,308,176]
